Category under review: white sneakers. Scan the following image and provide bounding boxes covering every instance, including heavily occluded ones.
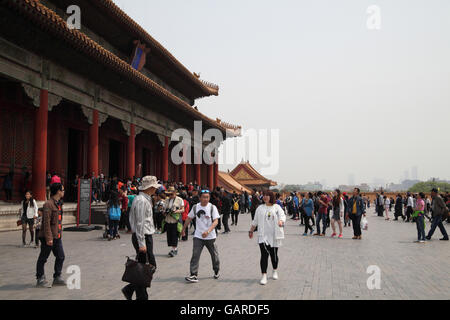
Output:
[260,270,278,285]
[273,270,279,280]
[260,274,268,285]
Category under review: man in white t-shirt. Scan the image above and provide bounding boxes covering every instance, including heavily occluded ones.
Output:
[181,189,220,283]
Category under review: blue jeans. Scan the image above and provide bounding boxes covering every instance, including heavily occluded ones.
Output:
[416,215,425,240]
[427,215,448,239]
[316,212,327,234]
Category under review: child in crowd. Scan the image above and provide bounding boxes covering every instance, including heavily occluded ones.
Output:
[34,208,43,248]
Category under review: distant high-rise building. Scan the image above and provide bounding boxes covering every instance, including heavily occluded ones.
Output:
[411,166,418,180]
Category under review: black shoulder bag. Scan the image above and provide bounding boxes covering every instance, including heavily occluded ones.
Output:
[122,254,156,288]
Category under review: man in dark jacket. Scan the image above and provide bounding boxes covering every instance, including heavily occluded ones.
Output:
[220,189,232,233]
[426,188,449,241]
[36,183,66,287]
[250,189,261,222]
[244,190,249,213]
[346,188,366,240]
[394,194,405,221]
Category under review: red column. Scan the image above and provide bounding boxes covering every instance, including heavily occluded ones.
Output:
[207,163,214,191]
[162,136,168,181]
[88,109,99,176]
[195,164,201,186]
[181,146,187,185]
[127,123,135,179]
[214,162,219,189]
[32,89,48,201]
[194,147,201,186]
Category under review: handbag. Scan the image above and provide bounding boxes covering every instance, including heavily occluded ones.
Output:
[121,255,156,288]
[16,219,22,227]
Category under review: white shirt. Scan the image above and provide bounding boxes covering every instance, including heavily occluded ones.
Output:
[129,193,155,248]
[407,196,414,208]
[385,198,390,207]
[20,200,38,219]
[252,204,286,248]
[188,202,220,240]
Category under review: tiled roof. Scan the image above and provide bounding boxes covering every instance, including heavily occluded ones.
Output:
[4,0,224,132]
[230,161,277,186]
[217,171,252,194]
[93,0,219,97]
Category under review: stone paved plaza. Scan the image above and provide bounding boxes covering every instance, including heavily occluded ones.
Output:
[0,207,449,300]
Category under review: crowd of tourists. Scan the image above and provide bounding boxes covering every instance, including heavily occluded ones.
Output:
[11,171,449,299]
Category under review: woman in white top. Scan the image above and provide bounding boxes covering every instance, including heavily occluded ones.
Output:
[249,190,286,285]
[384,196,390,220]
[19,191,38,247]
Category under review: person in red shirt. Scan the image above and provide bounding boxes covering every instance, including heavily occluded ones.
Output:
[118,187,129,233]
[314,191,329,236]
[180,193,190,241]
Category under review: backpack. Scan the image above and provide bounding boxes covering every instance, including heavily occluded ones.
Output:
[109,206,121,221]
[233,200,239,211]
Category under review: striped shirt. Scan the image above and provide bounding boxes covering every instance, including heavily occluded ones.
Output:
[129,193,155,248]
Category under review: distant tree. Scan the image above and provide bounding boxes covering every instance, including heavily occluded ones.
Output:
[409,181,450,193]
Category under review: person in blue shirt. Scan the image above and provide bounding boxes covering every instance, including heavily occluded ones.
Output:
[292,193,299,220]
[275,193,284,209]
[302,193,315,235]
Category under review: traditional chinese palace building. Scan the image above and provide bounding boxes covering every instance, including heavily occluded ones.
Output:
[0,0,241,201]
[229,161,277,191]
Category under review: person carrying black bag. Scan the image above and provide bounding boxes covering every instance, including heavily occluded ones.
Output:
[121,176,160,300]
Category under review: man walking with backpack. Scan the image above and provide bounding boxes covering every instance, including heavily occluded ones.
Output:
[231,192,240,226]
[426,188,449,241]
[182,190,220,283]
[346,188,366,239]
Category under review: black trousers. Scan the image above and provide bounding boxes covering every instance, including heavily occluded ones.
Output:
[405,207,413,222]
[394,208,404,220]
[300,211,305,225]
[35,229,41,246]
[304,216,313,233]
[377,205,383,216]
[36,238,65,279]
[119,209,131,231]
[165,223,179,247]
[231,210,239,225]
[122,234,156,300]
[222,213,230,232]
[259,243,278,273]
[350,214,362,236]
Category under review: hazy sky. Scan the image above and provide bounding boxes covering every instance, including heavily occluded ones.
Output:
[114,0,450,187]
